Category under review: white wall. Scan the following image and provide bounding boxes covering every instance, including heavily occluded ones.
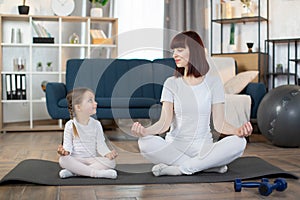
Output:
[269,0,300,87]
[269,0,300,39]
[0,0,53,15]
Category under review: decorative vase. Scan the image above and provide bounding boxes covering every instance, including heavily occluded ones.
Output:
[18,5,30,15]
[69,33,80,44]
[36,63,43,72]
[246,42,254,53]
[90,7,103,18]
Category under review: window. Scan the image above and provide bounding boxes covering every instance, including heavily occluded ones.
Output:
[114,0,164,59]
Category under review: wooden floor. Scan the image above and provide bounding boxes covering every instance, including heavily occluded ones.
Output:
[0,130,299,200]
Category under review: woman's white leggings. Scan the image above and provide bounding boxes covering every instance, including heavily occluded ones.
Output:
[59,156,116,177]
[138,135,247,175]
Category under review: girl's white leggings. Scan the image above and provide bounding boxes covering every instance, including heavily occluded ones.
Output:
[138,135,247,175]
[59,155,116,177]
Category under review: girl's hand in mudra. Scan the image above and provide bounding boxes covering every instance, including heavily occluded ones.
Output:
[57,144,70,156]
[131,122,146,137]
[237,122,253,137]
[105,150,118,160]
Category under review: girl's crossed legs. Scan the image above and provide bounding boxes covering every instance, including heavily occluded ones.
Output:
[59,156,117,179]
[138,135,246,176]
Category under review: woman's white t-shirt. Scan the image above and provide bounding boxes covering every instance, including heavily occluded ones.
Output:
[160,74,225,144]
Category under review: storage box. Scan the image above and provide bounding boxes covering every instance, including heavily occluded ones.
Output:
[92,38,113,45]
[33,37,55,44]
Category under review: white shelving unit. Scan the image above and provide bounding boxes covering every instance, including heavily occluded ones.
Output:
[0,14,118,132]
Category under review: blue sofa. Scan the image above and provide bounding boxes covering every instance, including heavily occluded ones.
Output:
[46,58,266,120]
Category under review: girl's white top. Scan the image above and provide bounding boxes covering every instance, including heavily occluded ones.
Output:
[63,117,111,158]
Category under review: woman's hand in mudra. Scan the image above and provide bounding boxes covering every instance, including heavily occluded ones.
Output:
[131,122,146,137]
[236,122,253,137]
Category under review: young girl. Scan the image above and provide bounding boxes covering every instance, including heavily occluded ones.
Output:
[131,31,252,176]
[57,87,118,179]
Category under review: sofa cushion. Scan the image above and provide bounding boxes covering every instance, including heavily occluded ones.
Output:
[96,59,154,98]
[224,71,258,94]
[152,58,176,100]
[66,59,156,99]
[57,97,158,109]
[58,98,67,108]
[210,57,236,84]
[225,94,251,127]
[96,97,158,108]
[66,59,114,93]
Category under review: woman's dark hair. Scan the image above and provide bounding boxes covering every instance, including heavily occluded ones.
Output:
[170,31,209,78]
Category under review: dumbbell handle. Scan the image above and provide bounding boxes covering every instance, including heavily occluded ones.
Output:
[239,182,261,188]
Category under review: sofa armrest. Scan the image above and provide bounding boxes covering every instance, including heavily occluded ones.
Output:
[46,82,67,119]
[241,82,266,119]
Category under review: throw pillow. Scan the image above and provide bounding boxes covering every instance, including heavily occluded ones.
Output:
[224,71,258,94]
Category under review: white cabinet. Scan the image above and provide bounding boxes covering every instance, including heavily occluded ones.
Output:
[0,14,118,132]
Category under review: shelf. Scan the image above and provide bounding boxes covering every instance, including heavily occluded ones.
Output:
[212,16,268,24]
[210,0,269,84]
[32,99,46,103]
[31,71,61,75]
[61,44,89,47]
[0,14,118,132]
[2,100,29,103]
[1,71,29,75]
[266,38,300,44]
[1,120,63,132]
[289,59,300,63]
[0,14,30,21]
[31,43,59,47]
[90,44,117,48]
[267,72,297,76]
[266,38,300,88]
[1,43,30,47]
[0,14,118,23]
[212,52,267,55]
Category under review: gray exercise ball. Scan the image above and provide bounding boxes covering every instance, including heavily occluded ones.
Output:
[257,85,300,147]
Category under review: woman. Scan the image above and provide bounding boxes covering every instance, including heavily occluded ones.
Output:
[131,31,252,176]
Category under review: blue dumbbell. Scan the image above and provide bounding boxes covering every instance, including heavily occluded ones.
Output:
[259,178,287,196]
[234,178,269,192]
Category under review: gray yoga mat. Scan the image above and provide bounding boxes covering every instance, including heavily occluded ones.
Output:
[0,156,297,186]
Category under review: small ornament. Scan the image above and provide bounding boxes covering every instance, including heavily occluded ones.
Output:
[69,33,79,44]
[246,42,254,53]
[46,62,53,71]
[36,62,43,71]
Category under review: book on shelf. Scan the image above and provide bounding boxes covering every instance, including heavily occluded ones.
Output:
[32,21,54,43]
[4,74,27,100]
[5,74,13,100]
[21,74,26,100]
[90,29,112,44]
[11,74,17,99]
[32,21,51,37]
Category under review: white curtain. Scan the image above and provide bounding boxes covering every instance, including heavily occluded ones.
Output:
[164,0,208,57]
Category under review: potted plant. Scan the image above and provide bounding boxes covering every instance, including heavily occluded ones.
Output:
[18,0,30,15]
[46,62,53,72]
[36,62,43,71]
[89,0,109,18]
